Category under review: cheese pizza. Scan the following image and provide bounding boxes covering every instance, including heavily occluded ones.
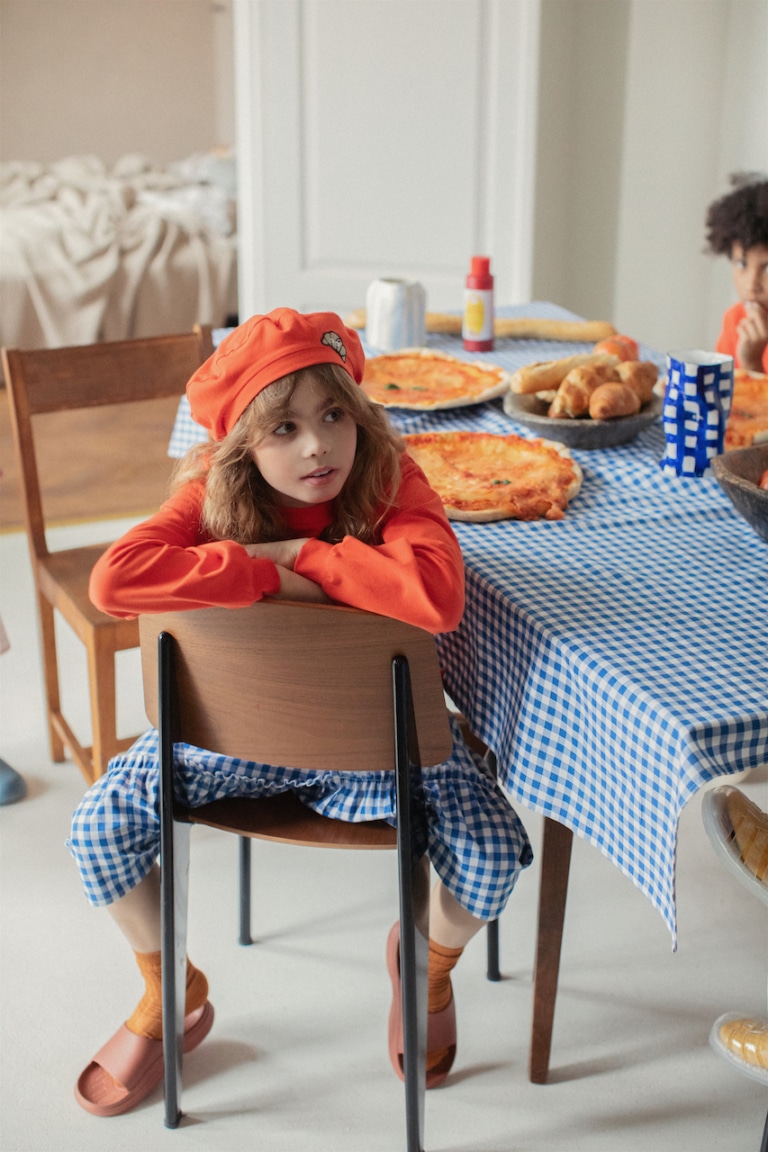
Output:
[724,370,768,450]
[362,349,511,410]
[404,431,582,522]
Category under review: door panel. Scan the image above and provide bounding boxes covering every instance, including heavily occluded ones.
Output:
[234,0,540,317]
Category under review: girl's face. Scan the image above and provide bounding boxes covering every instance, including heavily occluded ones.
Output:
[251,374,358,508]
[731,242,768,309]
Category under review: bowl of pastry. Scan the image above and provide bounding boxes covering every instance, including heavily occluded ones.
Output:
[502,352,663,449]
[712,442,768,544]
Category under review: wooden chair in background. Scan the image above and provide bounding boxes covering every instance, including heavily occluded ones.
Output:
[139,600,454,1151]
[2,327,214,785]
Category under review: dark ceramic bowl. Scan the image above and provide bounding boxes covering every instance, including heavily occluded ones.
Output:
[712,443,768,544]
[502,391,663,449]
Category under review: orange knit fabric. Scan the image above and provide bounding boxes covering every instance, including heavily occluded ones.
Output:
[428,938,463,1014]
[125,950,208,1040]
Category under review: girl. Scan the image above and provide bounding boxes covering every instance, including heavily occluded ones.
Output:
[69,308,532,1116]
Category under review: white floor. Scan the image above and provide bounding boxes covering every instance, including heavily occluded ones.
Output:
[1,520,766,1152]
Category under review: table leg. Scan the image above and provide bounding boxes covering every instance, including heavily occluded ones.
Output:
[529,816,573,1084]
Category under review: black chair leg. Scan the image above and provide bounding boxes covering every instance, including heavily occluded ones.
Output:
[158,630,191,1129]
[393,654,428,1152]
[486,918,500,981]
[239,835,252,945]
[760,1105,768,1152]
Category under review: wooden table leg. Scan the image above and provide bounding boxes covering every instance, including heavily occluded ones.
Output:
[529,816,573,1084]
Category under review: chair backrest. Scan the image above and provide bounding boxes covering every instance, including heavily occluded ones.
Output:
[1,326,214,557]
[139,601,453,773]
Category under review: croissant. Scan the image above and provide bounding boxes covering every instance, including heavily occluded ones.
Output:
[548,363,618,418]
[589,381,641,420]
[615,360,658,405]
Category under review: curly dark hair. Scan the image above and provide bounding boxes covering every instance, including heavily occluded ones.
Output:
[705,173,768,256]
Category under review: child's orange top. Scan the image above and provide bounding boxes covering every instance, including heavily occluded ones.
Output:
[89,453,465,636]
[716,301,768,373]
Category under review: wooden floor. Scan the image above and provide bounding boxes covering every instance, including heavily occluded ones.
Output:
[0,388,184,533]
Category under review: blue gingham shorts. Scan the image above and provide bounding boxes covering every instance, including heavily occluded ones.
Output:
[67,716,532,920]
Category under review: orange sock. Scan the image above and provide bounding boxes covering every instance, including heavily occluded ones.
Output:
[125,950,208,1040]
[428,938,463,1014]
[426,939,462,1075]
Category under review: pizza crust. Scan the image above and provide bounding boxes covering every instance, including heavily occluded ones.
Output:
[363,348,512,410]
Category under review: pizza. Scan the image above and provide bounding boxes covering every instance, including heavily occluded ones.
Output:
[404,431,583,521]
[361,349,511,410]
[724,370,768,450]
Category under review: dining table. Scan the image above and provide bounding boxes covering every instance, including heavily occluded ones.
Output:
[168,301,768,1081]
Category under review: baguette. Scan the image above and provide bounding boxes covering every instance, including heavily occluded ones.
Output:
[510,353,619,395]
[344,309,616,343]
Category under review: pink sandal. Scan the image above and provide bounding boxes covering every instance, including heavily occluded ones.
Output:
[75,1000,214,1117]
[386,923,456,1089]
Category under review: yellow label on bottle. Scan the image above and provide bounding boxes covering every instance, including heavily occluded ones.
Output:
[464,297,485,335]
[462,290,493,341]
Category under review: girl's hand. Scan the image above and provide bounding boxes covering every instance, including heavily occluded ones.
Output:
[244,538,309,571]
[270,565,330,603]
[736,302,768,372]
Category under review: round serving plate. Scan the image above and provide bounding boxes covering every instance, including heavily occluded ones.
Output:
[502,391,663,449]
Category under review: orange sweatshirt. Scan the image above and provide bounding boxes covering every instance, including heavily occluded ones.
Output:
[89,453,465,636]
[716,301,768,373]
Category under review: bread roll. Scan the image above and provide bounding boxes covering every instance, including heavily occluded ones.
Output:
[589,381,641,420]
[548,363,618,418]
[510,353,619,395]
[615,360,658,405]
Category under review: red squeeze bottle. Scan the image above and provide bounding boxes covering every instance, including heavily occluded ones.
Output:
[462,255,494,352]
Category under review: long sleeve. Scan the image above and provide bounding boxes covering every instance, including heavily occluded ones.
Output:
[716,302,744,362]
[89,480,281,618]
[294,454,465,635]
[716,301,768,372]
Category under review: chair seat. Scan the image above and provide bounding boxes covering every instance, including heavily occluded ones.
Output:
[187,790,398,849]
[38,545,139,647]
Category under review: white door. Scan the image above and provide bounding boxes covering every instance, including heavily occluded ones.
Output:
[233,0,540,320]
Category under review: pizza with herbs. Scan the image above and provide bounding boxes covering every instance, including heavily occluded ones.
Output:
[404,431,583,521]
[362,349,511,410]
[724,370,768,450]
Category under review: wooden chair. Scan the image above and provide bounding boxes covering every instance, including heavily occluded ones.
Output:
[2,327,214,785]
[139,600,453,1151]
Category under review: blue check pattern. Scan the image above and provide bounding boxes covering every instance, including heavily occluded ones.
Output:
[168,303,768,947]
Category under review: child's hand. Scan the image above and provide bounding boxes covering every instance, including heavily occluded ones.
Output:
[736,302,768,372]
[271,566,330,603]
[244,538,309,571]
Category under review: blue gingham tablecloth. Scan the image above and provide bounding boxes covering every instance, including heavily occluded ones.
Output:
[168,302,768,946]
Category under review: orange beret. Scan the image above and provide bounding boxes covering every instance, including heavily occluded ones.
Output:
[187,308,365,441]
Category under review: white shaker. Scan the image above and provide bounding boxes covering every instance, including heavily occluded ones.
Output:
[365,278,426,352]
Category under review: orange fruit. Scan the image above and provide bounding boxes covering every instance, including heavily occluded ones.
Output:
[593,335,639,361]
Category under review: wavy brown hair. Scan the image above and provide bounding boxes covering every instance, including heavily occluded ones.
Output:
[172,363,404,545]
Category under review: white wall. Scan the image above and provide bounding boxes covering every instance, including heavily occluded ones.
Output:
[0,0,235,165]
[534,0,768,354]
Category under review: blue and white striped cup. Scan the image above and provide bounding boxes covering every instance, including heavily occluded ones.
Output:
[660,350,734,477]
